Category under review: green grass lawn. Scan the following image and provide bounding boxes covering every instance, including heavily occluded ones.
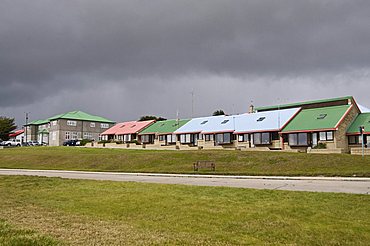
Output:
[0,175,369,245]
[0,147,370,176]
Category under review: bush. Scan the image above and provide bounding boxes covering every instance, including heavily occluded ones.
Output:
[313,143,327,149]
[98,140,110,144]
[80,139,92,146]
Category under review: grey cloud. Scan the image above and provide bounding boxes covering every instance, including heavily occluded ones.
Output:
[1,0,370,124]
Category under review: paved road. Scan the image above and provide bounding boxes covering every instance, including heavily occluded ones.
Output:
[0,169,369,194]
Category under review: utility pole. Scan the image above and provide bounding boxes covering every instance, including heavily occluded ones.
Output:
[360,126,365,158]
[24,112,30,143]
[191,89,194,118]
[176,109,179,127]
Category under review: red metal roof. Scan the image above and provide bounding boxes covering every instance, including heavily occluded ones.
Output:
[101,120,155,135]
[9,129,25,137]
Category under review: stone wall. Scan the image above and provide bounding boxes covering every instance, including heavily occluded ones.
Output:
[334,105,360,151]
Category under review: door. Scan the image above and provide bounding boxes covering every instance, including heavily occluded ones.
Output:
[312,133,318,147]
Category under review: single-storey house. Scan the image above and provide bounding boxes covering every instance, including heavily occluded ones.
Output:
[100,120,155,143]
[234,108,300,150]
[174,115,236,148]
[281,104,360,152]
[346,113,370,149]
[9,129,25,142]
[138,119,189,146]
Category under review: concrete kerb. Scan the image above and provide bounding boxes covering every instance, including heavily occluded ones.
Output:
[0,169,369,182]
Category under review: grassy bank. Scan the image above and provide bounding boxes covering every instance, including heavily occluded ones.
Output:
[1,147,370,176]
[0,175,369,245]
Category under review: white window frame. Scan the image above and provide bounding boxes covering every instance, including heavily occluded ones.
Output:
[101,123,109,129]
[90,122,96,128]
[65,131,70,140]
[67,120,77,126]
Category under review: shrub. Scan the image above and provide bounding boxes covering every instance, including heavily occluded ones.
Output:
[313,143,327,149]
[98,140,110,144]
[80,139,92,146]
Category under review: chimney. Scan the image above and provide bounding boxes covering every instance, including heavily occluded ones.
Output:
[249,104,254,114]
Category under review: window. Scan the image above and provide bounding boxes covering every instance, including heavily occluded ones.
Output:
[141,135,150,143]
[101,123,109,129]
[238,135,244,142]
[71,132,78,140]
[288,134,298,146]
[215,133,232,144]
[159,135,165,141]
[319,131,334,141]
[254,133,262,145]
[319,132,326,141]
[326,131,334,141]
[83,132,93,139]
[223,133,231,143]
[253,132,271,145]
[124,134,131,142]
[201,120,208,125]
[67,120,77,126]
[216,134,224,143]
[257,117,266,122]
[317,114,327,119]
[180,134,192,144]
[167,134,177,143]
[205,134,214,141]
[348,135,359,145]
[52,121,57,126]
[261,133,270,144]
[90,122,95,128]
[288,133,309,146]
[65,131,70,140]
[298,133,308,146]
[221,120,229,124]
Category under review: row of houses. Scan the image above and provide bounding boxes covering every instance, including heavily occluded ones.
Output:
[23,96,370,154]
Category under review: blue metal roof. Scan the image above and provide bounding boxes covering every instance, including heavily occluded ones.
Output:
[234,108,300,133]
[174,115,235,134]
[174,108,300,135]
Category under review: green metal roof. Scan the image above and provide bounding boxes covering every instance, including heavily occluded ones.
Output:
[347,113,370,134]
[38,129,49,134]
[27,119,50,125]
[48,111,115,123]
[256,96,353,111]
[282,105,351,132]
[139,119,190,135]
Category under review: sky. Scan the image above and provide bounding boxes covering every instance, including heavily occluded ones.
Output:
[1,0,370,127]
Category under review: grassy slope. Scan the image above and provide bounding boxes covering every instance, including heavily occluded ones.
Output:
[0,147,370,176]
[0,219,60,246]
[0,176,369,245]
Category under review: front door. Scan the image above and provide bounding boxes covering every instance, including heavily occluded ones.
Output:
[312,133,318,147]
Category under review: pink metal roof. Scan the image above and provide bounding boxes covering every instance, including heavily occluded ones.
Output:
[101,120,155,135]
[9,129,24,137]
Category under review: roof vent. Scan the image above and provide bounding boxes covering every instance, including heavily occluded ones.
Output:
[120,125,126,128]
[131,125,136,128]
[317,114,327,119]
[257,117,266,122]
[221,120,229,124]
[201,120,208,125]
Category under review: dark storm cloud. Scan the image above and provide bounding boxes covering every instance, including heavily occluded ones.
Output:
[1,0,370,124]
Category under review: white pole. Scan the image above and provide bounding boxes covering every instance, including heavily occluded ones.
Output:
[362,132,364,158]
